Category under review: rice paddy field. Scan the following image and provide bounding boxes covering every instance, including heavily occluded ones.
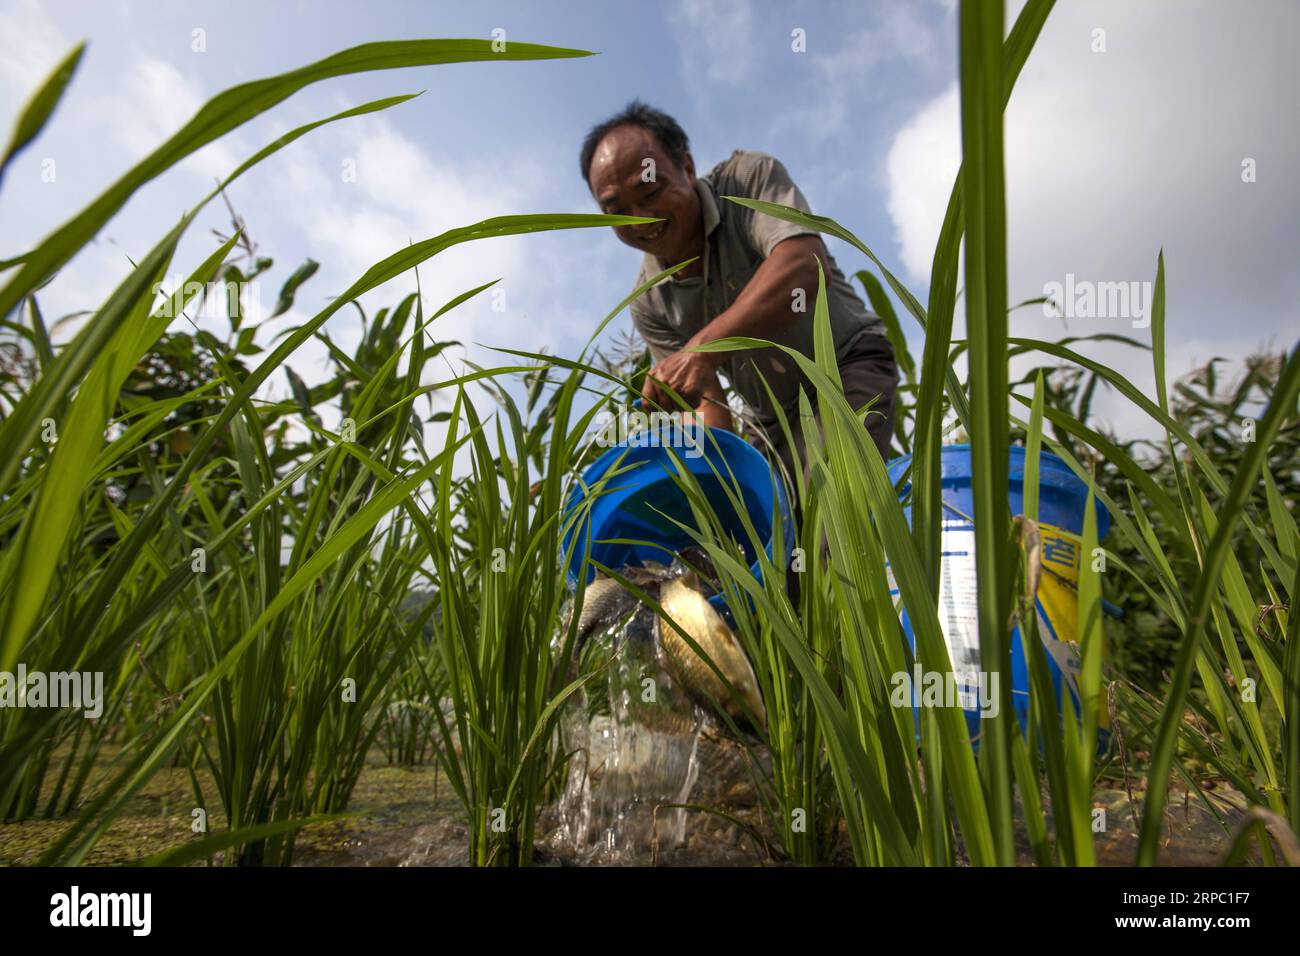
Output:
[0,0,1297,880]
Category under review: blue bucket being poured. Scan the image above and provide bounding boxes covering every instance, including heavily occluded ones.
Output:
[561,421,793,619]
[884,444,1112,746]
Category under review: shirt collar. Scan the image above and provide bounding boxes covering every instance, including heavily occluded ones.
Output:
[697,176,721,236]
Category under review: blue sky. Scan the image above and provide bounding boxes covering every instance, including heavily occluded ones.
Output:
[1,0,1296,445]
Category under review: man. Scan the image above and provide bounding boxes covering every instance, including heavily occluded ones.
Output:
[580,100,899,488]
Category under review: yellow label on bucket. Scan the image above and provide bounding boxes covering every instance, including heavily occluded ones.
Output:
[1036,522,1110,733]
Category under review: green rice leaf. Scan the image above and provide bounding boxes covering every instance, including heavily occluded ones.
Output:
[0,42,85,185]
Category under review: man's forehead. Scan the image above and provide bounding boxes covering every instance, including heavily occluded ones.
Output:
[590,128,672,190]
[594,126,664,165]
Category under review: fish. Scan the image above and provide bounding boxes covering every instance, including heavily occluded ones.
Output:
[566,553,766,736]
[656,571,766,734]
[570,563,673,648]
[572,577,640,647]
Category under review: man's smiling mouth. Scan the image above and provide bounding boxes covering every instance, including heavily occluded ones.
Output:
[640,220,668,242]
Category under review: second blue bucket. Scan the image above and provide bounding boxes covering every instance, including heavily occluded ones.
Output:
[562,422,793,618]
[885,444,1112,744]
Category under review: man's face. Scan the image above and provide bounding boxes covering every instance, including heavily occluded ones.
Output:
[587,125,701,264]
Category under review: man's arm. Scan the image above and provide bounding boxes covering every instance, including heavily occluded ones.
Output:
[689,234,829,353]
[640,234,829,409]
[692,375,732,430]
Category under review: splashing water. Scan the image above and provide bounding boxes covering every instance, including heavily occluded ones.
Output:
[553,602,705,864]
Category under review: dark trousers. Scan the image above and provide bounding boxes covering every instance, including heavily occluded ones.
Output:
[747,331,899,497]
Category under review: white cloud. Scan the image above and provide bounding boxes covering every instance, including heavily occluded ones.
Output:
[886,83,959,279]
[269,112,569,358]
[112,57,242,180]
[884,0,1300,437]
[0,0,71,99]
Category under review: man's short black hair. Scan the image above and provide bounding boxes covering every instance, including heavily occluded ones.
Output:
[579,100,691,185]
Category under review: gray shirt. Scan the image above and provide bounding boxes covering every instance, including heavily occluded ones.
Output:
[629,149,887,425]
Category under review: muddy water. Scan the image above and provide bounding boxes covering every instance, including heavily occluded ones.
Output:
[287,772,1257,867]
[290,590,779,868]
[13,739,1245,866]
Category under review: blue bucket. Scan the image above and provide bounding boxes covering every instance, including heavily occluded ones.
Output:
[562,423,793,618]
[885,444,1111,742]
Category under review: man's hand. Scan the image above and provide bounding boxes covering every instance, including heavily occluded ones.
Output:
[641,343,721,412]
